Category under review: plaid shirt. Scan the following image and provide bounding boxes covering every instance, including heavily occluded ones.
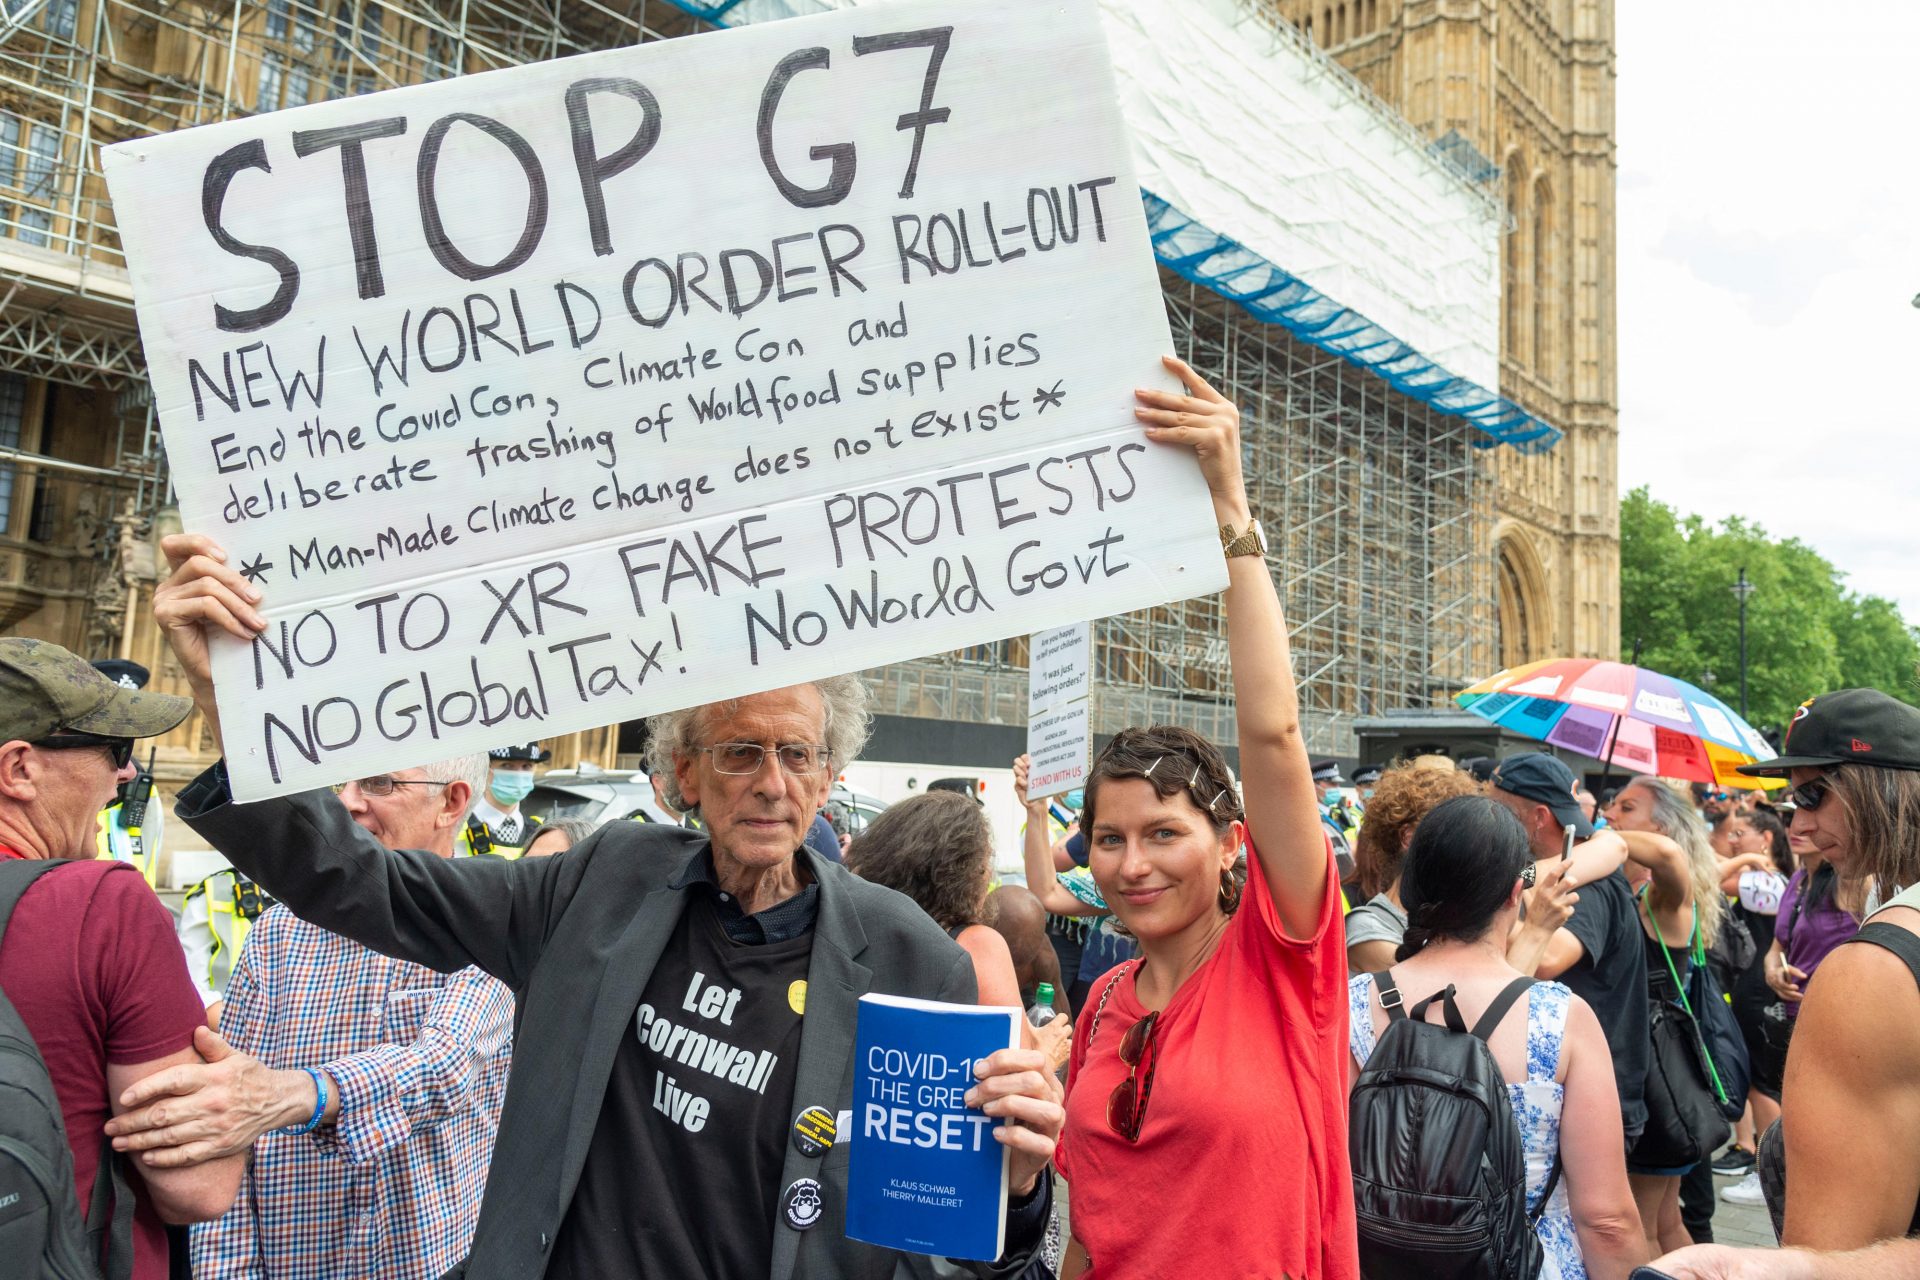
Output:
[191,903,513,1279]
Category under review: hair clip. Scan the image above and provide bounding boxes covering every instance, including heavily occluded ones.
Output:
[1143,757,1166,779]
[1188,765,1202,788]
[1208,788,1229,812]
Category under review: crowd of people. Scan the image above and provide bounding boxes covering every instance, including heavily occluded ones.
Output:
[3,359,1918,1279]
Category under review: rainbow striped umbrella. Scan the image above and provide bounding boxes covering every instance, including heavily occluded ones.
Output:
[1456,658,1781,789]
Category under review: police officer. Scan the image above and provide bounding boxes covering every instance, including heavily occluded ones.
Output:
[1311,758,1359,880]
[1351,762,1384,804]
[177,866,275,1027]
[91,658,164,887]
[464,743,548,857]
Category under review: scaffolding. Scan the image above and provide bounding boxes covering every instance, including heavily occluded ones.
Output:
[868,272,1495,757]
[0,0,1495,755]
[0,0,719,485]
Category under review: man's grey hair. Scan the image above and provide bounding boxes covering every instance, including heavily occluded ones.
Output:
[644,676,871,812]
[420,751,491,803]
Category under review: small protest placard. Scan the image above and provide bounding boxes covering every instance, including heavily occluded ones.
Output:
[102,0,1226,799]
[1026,621,1091,800]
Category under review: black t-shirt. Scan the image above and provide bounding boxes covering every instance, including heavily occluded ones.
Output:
[550,892,811,1278]
[1560,867,1651,1137]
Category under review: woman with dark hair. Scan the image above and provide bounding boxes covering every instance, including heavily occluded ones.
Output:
[1345,762,1482,973]
[1720,807,1792,893]
[1347,761,1577,976]
[1348,795,1644,1279]
[846,792,1020,999]
[1052,358,1356,1279]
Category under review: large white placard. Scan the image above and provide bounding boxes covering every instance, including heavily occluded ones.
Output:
[1026,622,1091,800]
[103,0,1226,800]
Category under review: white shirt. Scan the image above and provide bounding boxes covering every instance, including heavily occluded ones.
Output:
[467,793,525,844]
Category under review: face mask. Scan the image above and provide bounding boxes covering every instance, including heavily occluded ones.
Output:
[1064,788,1085,811]
[490,770,535,806]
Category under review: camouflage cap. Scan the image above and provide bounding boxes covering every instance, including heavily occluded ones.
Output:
[0,637,192,743]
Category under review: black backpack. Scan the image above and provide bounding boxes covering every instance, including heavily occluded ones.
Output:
[1350,973,1559,1280]
[0,859,136,1279]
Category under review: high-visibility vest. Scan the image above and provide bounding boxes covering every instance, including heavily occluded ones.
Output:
[96,801,158,888]
[461,813,543,860]
[184,869,275,998]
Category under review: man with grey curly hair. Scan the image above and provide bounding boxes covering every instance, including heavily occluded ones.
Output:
[644,675,864,865]
[152,528,1063,1280]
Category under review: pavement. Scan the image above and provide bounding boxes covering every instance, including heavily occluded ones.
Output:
[1705,1163,1778,1249]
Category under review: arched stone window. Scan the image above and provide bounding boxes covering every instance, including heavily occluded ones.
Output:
[1503,152,1530,367]
[1495,530,1550,668]
[1531,176,1554,377]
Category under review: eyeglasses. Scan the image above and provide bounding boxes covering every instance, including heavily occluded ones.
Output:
[700,742,830,777]
[1787,777,1830,812]
[334,775,453,798]
[1107,1010,1161,1141]
[34,733,135,771]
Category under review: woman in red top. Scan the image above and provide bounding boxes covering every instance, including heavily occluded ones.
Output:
[1054,357,1357,1279]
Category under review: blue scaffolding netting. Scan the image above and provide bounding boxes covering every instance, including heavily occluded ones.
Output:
[1143,194,1562,453]
[658,0,1564,454]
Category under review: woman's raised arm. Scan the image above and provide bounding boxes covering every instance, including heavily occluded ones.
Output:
[1135,356,1327,939]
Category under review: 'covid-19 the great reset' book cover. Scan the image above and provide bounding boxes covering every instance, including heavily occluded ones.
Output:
[846,993,1023,1260]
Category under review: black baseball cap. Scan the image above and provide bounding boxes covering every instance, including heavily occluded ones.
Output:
[1737,688,1920,777]
[1490,752,1593,839]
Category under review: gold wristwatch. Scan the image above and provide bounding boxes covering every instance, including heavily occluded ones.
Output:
[1220,518,1266,558]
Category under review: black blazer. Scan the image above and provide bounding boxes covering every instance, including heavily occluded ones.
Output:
[177,772,1045,1280]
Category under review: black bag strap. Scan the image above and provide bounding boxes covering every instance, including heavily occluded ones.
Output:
[0,858,65,935]
[1849,921,1920,991]
[1529,1150,1563,1225]
[1,859,137,1280]
[1408,983,1467,1033]
[1372,970,1407,1021]
[87,1135,135,1280]
[1469,976,1538,1043]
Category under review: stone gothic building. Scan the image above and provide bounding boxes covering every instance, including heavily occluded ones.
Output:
[1283,0,1621,666]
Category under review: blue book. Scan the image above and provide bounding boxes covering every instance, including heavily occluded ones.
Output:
[845,993,1023,1261]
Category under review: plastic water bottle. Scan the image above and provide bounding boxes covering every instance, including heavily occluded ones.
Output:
[1026,983,1057,1028]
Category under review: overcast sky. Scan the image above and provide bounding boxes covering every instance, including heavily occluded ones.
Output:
[1615,1,1920,618]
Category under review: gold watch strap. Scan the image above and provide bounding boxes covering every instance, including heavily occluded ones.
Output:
[1220,518,1266,558]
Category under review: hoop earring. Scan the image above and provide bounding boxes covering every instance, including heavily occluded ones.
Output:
[1218,865,1243,914]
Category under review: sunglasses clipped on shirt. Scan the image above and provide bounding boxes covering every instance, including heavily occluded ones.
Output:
[1108,1010,1161,1142]
[34,732,135,771]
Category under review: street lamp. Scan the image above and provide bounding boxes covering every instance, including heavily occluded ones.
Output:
[1733,567,1756,719]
